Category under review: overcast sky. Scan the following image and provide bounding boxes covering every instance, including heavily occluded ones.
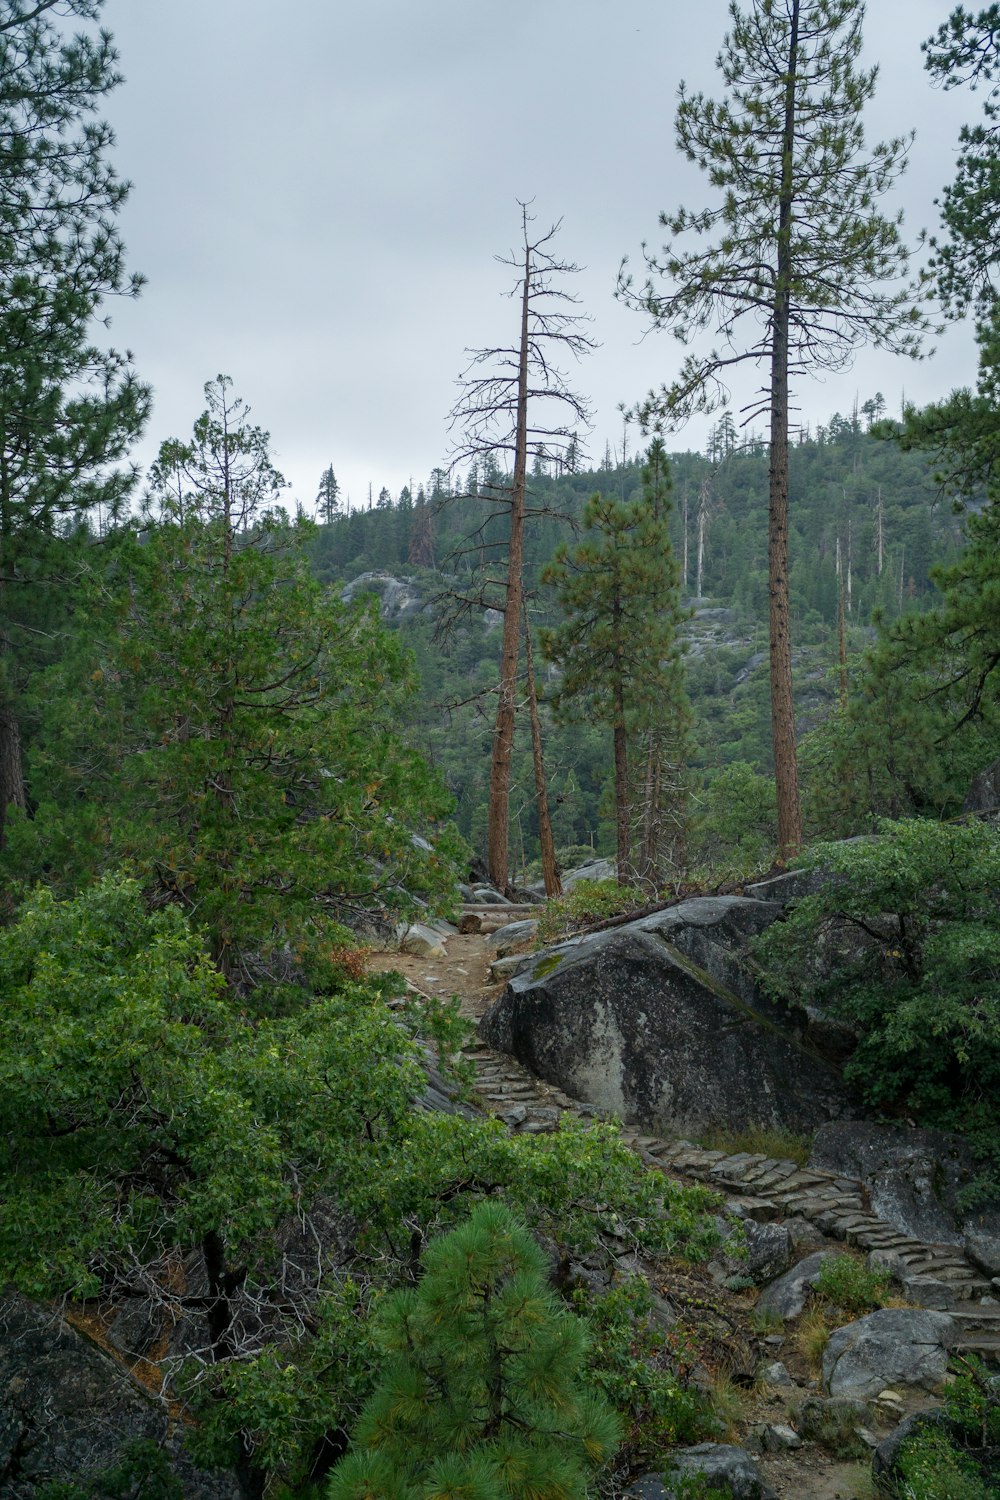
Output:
[100,0,979,513]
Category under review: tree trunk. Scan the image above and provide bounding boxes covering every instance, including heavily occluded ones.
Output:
[0,705,26,849]
[768,0,803,864]
[613,678,630,885]
[523,606,561,897]
[486,240,531,892]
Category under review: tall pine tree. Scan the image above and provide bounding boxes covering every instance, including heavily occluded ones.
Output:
[619,0,928,860]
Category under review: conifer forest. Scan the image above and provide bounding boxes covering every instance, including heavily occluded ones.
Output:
[1,4,999,1500]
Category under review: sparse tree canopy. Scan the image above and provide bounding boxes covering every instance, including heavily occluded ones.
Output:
[447,205,595,890]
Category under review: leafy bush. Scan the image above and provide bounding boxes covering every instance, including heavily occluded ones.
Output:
[813,1255,893,1316]
[537,879,645,942]
[575,1279,717,1473]
[690,761,776,879]
[326,1202,621,1500]
[753,819,1000,1189]
[895,1425,999,1500]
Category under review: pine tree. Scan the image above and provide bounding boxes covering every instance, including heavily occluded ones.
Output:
[327,1201,620,1500]
[18,379,457,981]
[541,464,689,886]
[0,0,149,842]
[619,0,928,860]
[316,464,341,524]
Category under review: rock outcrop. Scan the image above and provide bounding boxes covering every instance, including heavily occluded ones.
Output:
[0,1294,242,1499]
[479,897,853,1137]
[810,1122,1000,1275]
[822,1308,956,1399]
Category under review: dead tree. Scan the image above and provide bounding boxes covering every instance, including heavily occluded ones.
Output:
[447,205,594,891]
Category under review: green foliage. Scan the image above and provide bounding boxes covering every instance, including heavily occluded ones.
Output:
[753,820,1000,1186]
[576,1279,717,1473]
[0,874,424,1304]
[326,1202,621,1500]
[8,378,459,977]
[0,0,150,842]
[34,1440,184,1500]
[895,1425,999,1500]
[813,1255,893,1316]
[690,761,776,879]
[945,1354,1000,1448]
[537,878,645,943]
[541,464,690,881]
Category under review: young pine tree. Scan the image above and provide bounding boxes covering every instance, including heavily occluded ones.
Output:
[327,1201,620,1500]
[541,450,689,887]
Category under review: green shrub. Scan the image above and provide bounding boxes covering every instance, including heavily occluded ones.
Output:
[813,1255,894,1316]
[326,1202,621,1500]
[576,1279,717,1471]
[537,879,644,942]
[753,819,1000,1195]
[895,1425,999,1500]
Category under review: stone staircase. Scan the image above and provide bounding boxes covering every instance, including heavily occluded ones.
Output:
[458,1029,1000,1361]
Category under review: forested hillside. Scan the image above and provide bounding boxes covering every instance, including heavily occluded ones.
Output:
[305,417,972,866]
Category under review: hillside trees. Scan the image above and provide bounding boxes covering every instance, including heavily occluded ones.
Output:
[0,0,149,843]
[619,0,928,861]
[448,206,595,890]
[15,378,457,980]
[541,450,689,885]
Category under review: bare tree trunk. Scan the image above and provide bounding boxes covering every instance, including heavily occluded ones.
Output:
[696,478,708,600]
[523,607,561,897]
[768,0,803,864]
[0,705,26,849]
[612,592,631,884]
[486,244,530,892]
[837,574,849,707]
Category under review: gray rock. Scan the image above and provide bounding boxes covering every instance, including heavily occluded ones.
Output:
[965,1228,1000,1279]
[561,858,616,889]
[627,1443,778,1499]
[0,1294,242,1498]
[822,1308,956,1399]
[340,570,423,620]
[488,918,538,955]
[810,1121,1000,1249]
[741,1221,793,1284]
[470,884,511,905]
[400,922,447,958]
[479,900,851,1138]
[488,953,534,981]
[761,1423,802,1451]
[791,1395,872,1452]
[759,1360,793,1386]
[755,1250,835,1319]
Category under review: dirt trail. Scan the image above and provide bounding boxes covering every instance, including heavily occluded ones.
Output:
[364,924,959,1500]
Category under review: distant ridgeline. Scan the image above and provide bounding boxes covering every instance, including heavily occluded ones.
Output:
[305,421,970,857]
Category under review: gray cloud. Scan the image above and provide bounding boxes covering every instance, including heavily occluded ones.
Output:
[102,0,977,510]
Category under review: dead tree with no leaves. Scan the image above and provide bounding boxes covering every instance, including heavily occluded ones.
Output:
[447,207,595,892]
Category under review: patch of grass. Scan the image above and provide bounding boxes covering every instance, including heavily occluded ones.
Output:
[797,1308,831,1376]
[698,1123,811,1166]
[707,1368,746,1441]
[749,1305,784,1336]
[813,1254,894,1317]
